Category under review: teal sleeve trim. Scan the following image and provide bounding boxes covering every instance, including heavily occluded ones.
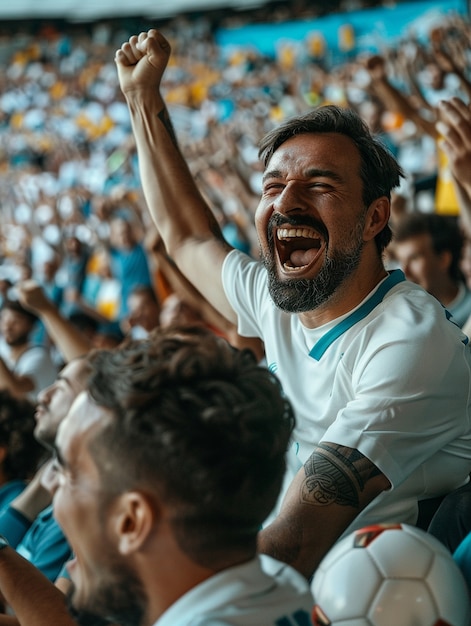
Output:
[454,532,471,590]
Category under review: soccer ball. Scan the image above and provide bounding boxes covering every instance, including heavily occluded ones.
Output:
[311,523,471,626]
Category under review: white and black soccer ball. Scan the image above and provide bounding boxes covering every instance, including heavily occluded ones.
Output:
[312,523,471,626]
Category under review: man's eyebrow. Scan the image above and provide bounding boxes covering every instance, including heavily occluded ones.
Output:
[305,168,343,182]
[56,375,73,389]
[262,169,282,183]
[262,168,343,183]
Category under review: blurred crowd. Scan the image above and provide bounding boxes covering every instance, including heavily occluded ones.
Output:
[0,2,470,615]
[0,2,470,378]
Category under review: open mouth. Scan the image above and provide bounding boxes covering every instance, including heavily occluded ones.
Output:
[275,226,324,271]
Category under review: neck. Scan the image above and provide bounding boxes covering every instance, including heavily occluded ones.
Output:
[143,560,215,626]
[298,259,388,329]
[142,536,253,626]
[8,342,30,362]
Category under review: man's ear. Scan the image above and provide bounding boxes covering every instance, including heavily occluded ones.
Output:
[363,197,390,242]
[111,492,157,555]
[438,249,453,272]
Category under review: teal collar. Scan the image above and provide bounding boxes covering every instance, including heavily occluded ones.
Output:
[309,270,406,361]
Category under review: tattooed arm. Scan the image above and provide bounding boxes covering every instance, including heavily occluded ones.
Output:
[115,30,236,324]
[258,442,390,579]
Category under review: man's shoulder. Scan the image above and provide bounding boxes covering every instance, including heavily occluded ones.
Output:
[330,277,467,363]
[222,250,267,293]
[378,277,454,326]
[223,248,263,272]
[16,344,56,370]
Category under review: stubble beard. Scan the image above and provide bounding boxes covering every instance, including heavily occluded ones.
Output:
[67,554,147,626]
[5,332,30,347]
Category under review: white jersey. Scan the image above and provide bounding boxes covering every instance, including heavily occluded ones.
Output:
[0,341,57,400]
[154,555,313,626]
[222,250,471,535]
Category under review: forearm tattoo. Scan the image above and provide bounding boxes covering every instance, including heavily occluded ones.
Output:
[157,107,178,148]
[301,442,381,508]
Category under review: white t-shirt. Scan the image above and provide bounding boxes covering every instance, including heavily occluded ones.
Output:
[154,555,313,626]
[222,250,471,535]
[0,340,58,400]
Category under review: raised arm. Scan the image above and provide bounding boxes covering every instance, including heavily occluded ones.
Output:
[436,97,471,238]
[16,281,91,363]
[258,442,390,579]
[365,54,437,138]
[430,27,471,102]
[115,29,236,324]
[0,546,75,626]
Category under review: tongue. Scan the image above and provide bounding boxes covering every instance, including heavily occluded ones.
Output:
[290,248,318,267]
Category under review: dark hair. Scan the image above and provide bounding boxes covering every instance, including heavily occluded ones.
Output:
[1,299,38,324]
[258,105,404,253]
[87,326,295,566]
[394,213,464,282]
[0,390,46,480]
[68,312,99,333]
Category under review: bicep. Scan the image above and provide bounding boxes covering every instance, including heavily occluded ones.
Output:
[259,442,389,578]
[301,442,390,509]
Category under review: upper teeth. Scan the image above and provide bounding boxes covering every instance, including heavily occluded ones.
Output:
[277,228,319,240]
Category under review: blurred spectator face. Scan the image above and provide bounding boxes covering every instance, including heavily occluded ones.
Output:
[34,358,88,447]
[394,233,450,293]
[159,293,203,328]
[93,196,113,221]
[0,308,34,347]
[0,390,45,482]
[127,290,160,334]
[94,249,113,279]
[110,218,134,250]
[65,236,82,256]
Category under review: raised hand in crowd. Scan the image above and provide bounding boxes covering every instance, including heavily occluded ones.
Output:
[17,281,92,363]
[436,97,471,237]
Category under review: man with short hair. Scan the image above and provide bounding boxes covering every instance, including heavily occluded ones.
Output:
[393,212,471,327]
[114,29,471,579]
[109,217,153,321]
[0,299,57,399]
[0,357,92,581]
[49,328,314,626]
[125,284,160,338]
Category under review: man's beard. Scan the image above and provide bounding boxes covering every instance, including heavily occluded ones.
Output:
[5,331,30,347]
[66,558,147,626]
[33,404,57,450]
[262,216,365,313]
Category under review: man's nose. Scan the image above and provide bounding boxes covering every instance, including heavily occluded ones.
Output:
[273,184,310,215]
[37,383,53,406]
